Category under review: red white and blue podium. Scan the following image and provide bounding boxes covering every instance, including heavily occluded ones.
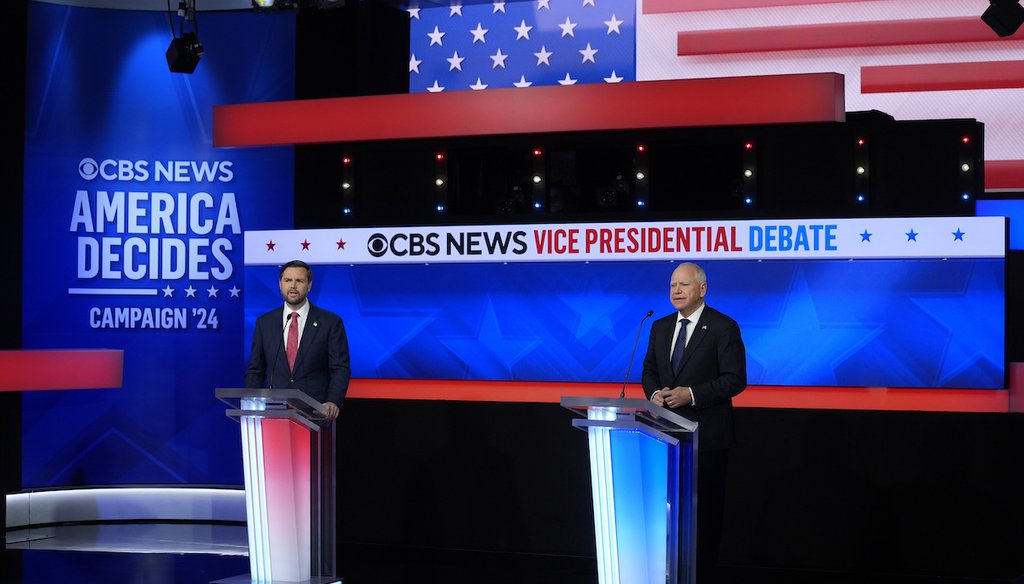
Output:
[562,397,698,584]
[216,388,339,584]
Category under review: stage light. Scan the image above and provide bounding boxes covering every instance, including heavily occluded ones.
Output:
[961,163,971,172]
[435,178,444,186]
[342,156,352,165]
[637,200,646,207]
[533,149,543,157]
[744,197,753,205]
[342,207,352,214]
[435,153,445,161]
[167,1,202,74]
[982,0,1024,37]
[635,172,645,180]
[961,136,971,144]
[436,204,446,212]
[856,138,866,146]
[962,193,972,200]
[744,142,753,150]
[856,166,866,175]
[533,175,542,184]
[166,33,202,73]
[743,169,753,178]
[637,145,646,152]
[341,182,351,190]
[533,201,542,209]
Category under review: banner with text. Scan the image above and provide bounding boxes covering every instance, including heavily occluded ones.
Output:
[245,216,1005,264]
[22,3,295,487]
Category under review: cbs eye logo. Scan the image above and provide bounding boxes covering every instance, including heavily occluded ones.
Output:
[78,158,100,180]
[367,234,389,258]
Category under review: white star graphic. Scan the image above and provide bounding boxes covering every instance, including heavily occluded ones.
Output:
[449,4,463,16]
[162,285,174,298]
[470,22,488,43]
[534,45,553,65]
[408,7,420,19]
[428,26,445,46]
[447,50,465,71]
[470,78,488,90]
[427,80,445,92]
[604,70,623,83]
[558,17,577,37]
[185,285,197,298]
[514,20,533,40]
[207,285,219,298]
[229,286,241,298]
[558,73,577,85]
[537,0,550,8]
[490,48,508,69]
[409,53,422,73]
[493,1,506,12]
[582,0,595,6]
[604,14,623,34]
[513,75,533,88]
[579,43,598,63]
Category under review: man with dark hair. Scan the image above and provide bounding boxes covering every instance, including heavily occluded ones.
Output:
[245,259,350,420]
[642,261,746,584]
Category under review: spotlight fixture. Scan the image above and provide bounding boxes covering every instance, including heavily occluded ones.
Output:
[166,0,202,74]
[252,0,346,9]
[982,0,1024,37]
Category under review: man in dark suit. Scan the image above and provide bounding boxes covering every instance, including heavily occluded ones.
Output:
[245,260,350,421]
[642,262,746,584]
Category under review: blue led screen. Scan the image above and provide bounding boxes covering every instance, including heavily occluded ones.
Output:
[245,258,1005,390]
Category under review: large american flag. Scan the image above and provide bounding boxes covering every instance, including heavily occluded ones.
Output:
[411,0,1024,190]
[409,0,636,92]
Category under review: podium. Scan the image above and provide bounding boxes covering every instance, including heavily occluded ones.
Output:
[215,388,339,584]
[561,397,698,584]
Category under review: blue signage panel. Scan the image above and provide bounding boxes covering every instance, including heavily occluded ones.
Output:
[22,3,295,487]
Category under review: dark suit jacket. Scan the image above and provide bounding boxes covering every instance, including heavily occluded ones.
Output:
[641,304,746,451]
[244,302,351,408]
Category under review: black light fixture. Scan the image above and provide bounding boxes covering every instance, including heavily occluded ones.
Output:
[252,0,345,9]
[982,0,1024,37]
[166,0,203,74]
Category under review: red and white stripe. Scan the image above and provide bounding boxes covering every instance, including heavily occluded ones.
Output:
[636,0,1024,190]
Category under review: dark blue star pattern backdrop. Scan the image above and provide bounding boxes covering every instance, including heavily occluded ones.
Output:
[246,258,1005,390]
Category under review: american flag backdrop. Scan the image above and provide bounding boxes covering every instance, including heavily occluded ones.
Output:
[410,0,1024,190]
[408,0,636,91]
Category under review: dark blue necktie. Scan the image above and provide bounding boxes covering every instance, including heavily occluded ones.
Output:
[671,318,690,373]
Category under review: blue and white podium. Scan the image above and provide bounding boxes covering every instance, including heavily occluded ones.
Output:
[215,388,339,584]
[561,397,698,584]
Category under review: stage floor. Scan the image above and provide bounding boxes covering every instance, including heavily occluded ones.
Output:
[1,525,1014,584]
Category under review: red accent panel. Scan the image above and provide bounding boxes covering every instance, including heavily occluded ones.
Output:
[347,377,1011,413]
[0,350,124,392]
[861,61,1024,93]
[985,160,1024,191]
[1009,363,1024,413]
[678,17,1024,56]
[644,0,863,15]
[213,75,845,147]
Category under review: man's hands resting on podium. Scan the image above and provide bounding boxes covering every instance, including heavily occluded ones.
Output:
[652,386,694,409]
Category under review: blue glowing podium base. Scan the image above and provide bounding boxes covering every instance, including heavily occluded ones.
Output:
[561,397,697,584]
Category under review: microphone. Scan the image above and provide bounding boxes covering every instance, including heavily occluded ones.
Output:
[620,310,655,399]
[269,312,293,390]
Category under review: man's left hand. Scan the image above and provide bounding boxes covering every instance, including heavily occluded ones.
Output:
[321,401,340,422]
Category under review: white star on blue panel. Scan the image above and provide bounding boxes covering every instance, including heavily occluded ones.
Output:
[409,0,636,92]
